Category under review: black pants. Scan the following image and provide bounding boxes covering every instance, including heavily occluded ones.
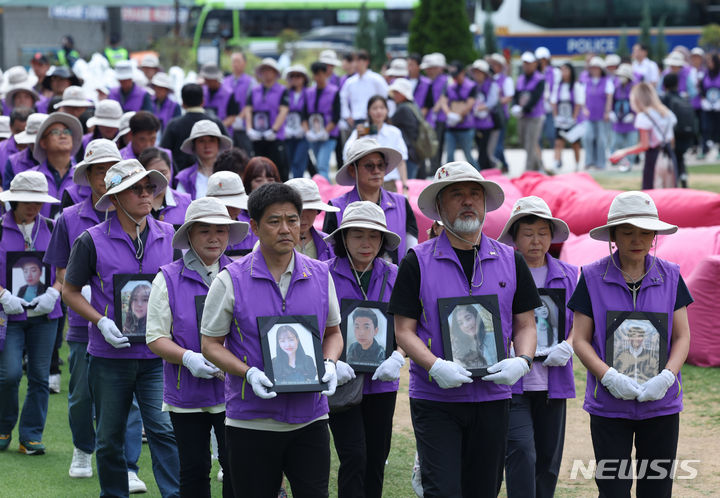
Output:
[705,110,720,146]
[474,129,492,170]
[675,132,693,187]
[232,129,253,157]
[169,411,232,498]
[328,391,397,498]
[642,146,661,190]
[252,139,288,181]
[410,398,510,498]
[590,413,679,498]
[226,419,330,498]
[49,306,66,375]
[430,121,447,175]
[505,393,566,498]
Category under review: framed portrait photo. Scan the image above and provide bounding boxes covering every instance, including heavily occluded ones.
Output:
[253,111,271,132]
[605,311,669,384]
[339,300,393,373]
[438,295,505,377]
[6,251,51,317]
[113,274,155,343]
[534,288,566,360]
[257,315,327,393]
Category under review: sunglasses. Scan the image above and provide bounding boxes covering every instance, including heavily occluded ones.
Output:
[45,128,72,137]
[127,183,157,196]
[357,161,387,172]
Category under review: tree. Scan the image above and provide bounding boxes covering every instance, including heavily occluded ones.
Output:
[700,24,720,51]
[483,1,497,56]
[355,2,373,54]
[639,0,653,59]
[423,0,475,63]
[408,0,431,55]
[655,16,668,64]
[617,25,630,59]
[372,14,388,70]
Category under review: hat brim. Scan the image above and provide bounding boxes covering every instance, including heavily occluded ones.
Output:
[256,64,280,75]
[386,70,409,77]
[114,128,130,141]
[0,132,10,139]
[32,113,83,163]
[210,193,248,211]
[14,131,37,145]
[0,190,59,204]
[54,99,91,109]
[323,220,401,251]
[319,56,342,66]
[172,216,249,249]
[95,169,168,210]
[417,178,506,221]
[73,155,122,186]
[180,133,233,155]
[589,217,678,242]
[336,145,403,186]
[6,87,40,104]
[389,87,414,102]
[86,116,121,129]
[303,200,340,212]
[497,212,570,245]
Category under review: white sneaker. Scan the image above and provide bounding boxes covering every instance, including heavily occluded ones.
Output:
[217,468,223,482]
[69,447,92,478]
[48,374,61,394]
[128,471,147,494]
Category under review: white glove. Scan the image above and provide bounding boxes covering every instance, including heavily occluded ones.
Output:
[182,350,220,379]
[263,129,277,141]
[247,128,263,141]
[0,290,29,315]
[702,99,712,111]
[608,111,618,123]
[305,130,319,142]
[446,112,462,127]
[321,360,338,396]
[81,285,92,303]
[372,351,405,382]
[429,358,472,389]
[29,287,60,315]
[245,366,277,399]
[622,112,636,124]
[510,105,523,118]
[317,129,329,142]
[474,107,489,119]
[601,367,642,400]
[483,357,530,385]
[637,369,675,402]
[542,340,574,367]
[97,316,130,349]
[335,360,356,386]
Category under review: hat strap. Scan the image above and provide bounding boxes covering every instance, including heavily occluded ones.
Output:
[607,212,658,223]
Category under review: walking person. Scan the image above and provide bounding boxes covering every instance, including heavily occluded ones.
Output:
[581,57,614,170]
[421,53,449,175]
[206,170,257,256]
[513,52,546,172]
[489,53,515,171]
[306,62,341,181]
[283,65,310,179]
[175,120,233,199]
[440,61,478,168]
[469,59,500,170]
[551,62,584,171]
[138,147,191,227]
[610,64,638,172]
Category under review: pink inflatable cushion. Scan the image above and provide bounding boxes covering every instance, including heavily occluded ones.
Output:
[686,255,720,367]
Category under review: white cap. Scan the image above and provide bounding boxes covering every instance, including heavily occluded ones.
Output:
[534,47,551,60]
[521,52,536,64]
[385,58,409,77]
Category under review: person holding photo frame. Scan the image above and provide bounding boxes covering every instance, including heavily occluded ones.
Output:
[285,177,337,261]
[324,200,404,498]
[569,191,692,497]
[498,195,578,498]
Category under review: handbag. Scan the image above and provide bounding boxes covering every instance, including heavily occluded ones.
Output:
[328,373,365,413]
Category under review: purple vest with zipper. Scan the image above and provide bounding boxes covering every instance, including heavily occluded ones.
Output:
[428,74,449,127]
[474,78,495,130]
[516,71,546,118]
[223,73,253,110]
[160,255,232,408]
[414,76,431,109]
[157,188,191,226]
[512,254,577,399]
[154,96,181,131]
[446,78,476,129]
[224,250,330,423]
[174,163,200,200]
[581,253,683,420]
[227,209,258,253]
[85,216,174,359]
[612,79,636,133]
[203,85,234,121]
[251,83,286,140]
[9,148,37,179]
[327,256,398,394]
[409,232,517,402]
[32,160,76,218]
[305,84,340,138]
[0,137,19,177]
[108,84,148,112]
[585,76,609,122]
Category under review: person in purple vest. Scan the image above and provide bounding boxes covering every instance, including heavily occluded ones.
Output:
[497,196,577,498]
[62,159,180,497]
[39,66,81,114]
[323,138,418,264]
[223,51,255,155]
[147,196,248,498]
[139,54,161,83]
[176,119,233,199]
[3,68,40,116]
[3,112,46,191]
[53,86,91,123]
[581,56,614,170]
[408,53,433,116]
[285,177,337,261]
[283,65,311,179]
[323,200,404,498]
[551,62,585,171]
[535,47,559,152]
[206,170,257,257]
[150,73,182,133]
[569,191,692,497]
[306,61,341,181]
[0,172,62,455]
[512,51,547,172]
[138,147,191,227]
[489,53,515,171]
[610,64,639,173]
[0,107,31,183]
[318,49,344,89]
[389,161,540,497]
[108,60,154,113]
[439,61,478,169]
[120,111,174,168]
[201,182,342,498]
[660,51,695,99]
[201,63,240,131]
[469,59,500,170]
[689,47,707,157]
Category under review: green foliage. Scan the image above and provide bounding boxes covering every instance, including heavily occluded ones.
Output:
[700,23,720,51]
[278,28,301,53]
[422,0,475,64]
[639,0,653,59]
[355,2,374,54]
[152,35,193,71]
[617,25,630,59]
[408,0,431,55]
[654,16,668,64]
[483,2,498,56]
[372,15,388,71]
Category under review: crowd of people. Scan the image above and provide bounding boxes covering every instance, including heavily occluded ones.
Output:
[0,41,697,498]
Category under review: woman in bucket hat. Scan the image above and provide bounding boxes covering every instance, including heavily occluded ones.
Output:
[138,147,191,227]
[82,99,123,152]
[569,191,691,497]
[147,196,248,498]
[176,119,233,200]
[285,177,338,261]
[323,200,405,498]
[283,65,311,179]
[150,73,181,132]
[206,170,258,257]
[0,171,62,455]
[497,196,577,498]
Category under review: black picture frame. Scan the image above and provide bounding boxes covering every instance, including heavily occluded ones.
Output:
[605,311,669,384]
[225,249,251,260]
[257,315,327,393]
[113,274,155,343]
[6,251,51,316]
[438,295,505,377]
[339,299,393,373]
[534,288,566,361]
[194,295,206,343]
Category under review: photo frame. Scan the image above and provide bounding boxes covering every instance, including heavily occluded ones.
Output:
[309,113,325,134]
[252,111,270,132]
[284,111,303,137]
[257,315,327,393]
[534,288,566,361]
[195,295,206,342]
[339,299,393,373]
[438,295,505,377]
[605,311,669,384]
[113,274,155,343]
[6,251,51,317]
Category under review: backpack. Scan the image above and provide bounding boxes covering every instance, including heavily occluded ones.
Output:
[666,94,697,136]
[405,103,439,161]
[645,112,678,189]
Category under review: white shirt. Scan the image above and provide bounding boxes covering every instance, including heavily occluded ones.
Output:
[551,82,585,129]
[340,70,389,121]
[634,108,677,147]
[633,58,660,85]
[176,170,209,199]
[494,73,515,98]
[343,123,408,181]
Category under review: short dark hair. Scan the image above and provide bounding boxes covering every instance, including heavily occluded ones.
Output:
[408,53,422,65]
[10,107,32,125]
[247,182,302,223]
[352,307,378,329]
[242,156,281,193]
[137,147,170,169]
[663,73,679,92]
[181,83,203,107]
[342,52,355,62]
[355,50,370,61]
[311,62,328,74]
[509,215,554,241]
[213,147,249,175]
[129,111,160,134]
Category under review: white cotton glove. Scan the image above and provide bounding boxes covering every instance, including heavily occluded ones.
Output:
[182,350,220,379]
[608,111,618,123]
[446,112,462,127]
[0,290,29,315]
[81,285,92,303]
[483,357,530,385]
[542,340,574,367]
[637,369,676,402]
[335,360,356,386]
[305,130,319,142]
[510,105,523,118]
[317,129,329,142]
[601,367,642,400]
[247,128,263,141]
[245,366,277,399]
[97,316,130,349]
[372,351,405,382]
[702,99,712,111]
[321,360,338,396]
[429,358,472,389]
[29,287,60,315]
[263,129,277,141]
[622,112,636,124]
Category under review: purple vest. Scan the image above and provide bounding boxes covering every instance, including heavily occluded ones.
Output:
[160,255,233,408]
[581,253,683,420]
[32,160,76,218]
[85,216,175,359]
[612,79,636,133]
[474,78,495,130]
[543,65,556,97]
[495,73,511,118]
[446,78,476,130]
[0,137,19,179]
[251,83,286,140]
[410,232,517,402]
[516,71,546,118]
[305,84,340,138]
[428,74,449,127]
[157,189,191,226]
[203,85,235,121]
[154,96,181,131]
[585,76,609,122]
[414,76,432,109]
[310,227,334,262]
[330,74,342,89]
[120,143,173,166]
[35,97,50,114]
[512,254,577,399]
[108,84,148,112]
[224,250,330,423]
[223,73,254,110]
[64,184,91,207]
[9,148,38,180]
[227,209,258,253]
[285,87,308,136]
[174,163,200,200]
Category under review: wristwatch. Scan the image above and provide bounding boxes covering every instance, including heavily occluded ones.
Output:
[519,354,533,370]
[324,358,336,366]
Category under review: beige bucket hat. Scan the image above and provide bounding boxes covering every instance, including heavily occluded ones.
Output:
[150,72,174,91]
[0,116,11,139]
[285,178,339,212]
[589,191,678,242]
[489,53,507,67]
[73,138,123,186]
[318,49,342,67]
[386,58,409,77]
[420,53,446,70]
[615,64,634,81]
[33,112,83,163]
[199,63,223,81]
[53,85,91,109]
[388,78,414,102]
[4,66,39,105]
[471,59,490,74]
[323,201,401,250]
[0,170,59,204]
[497,196,570,244]
[663,51,686,68]
[114,111,136,142]
[604,54,621,68]
[283,64,309,82]
[140,54,160,69]
[114,60,134,81]
[180,119,233,155]
[256,58,281,75]
[87,99,123,129]
[336,138,403,186]
[588,56,605,69]
[95,159,168,210]
[14,113,48,145]
[172,197,249,250]
[207,171,248,210]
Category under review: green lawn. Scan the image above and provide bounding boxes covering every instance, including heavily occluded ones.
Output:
[592,162,720,193]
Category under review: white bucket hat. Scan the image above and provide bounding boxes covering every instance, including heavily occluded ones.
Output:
[471,59,490,74]
[33,112,83,163]
[521,52,536,64]
[53,85,91,109]
[318,49,342,67]
[615,64,634,81]
[663,51,686,68]
[114,60,134,81]
[497,196,570,245]
[14,113,48,145]
[489,53,506,67]
[534,47,551,60]
[150,72,174,91]
[417,161,505,221]
[285,178,339,212]
[95,159,168,210]
[420,53,446,70]
[140,54,160,69]
[0,170,59,204]
[336,138,403,186]
[207,171,248,210]
[256,58,281,75]
[199,63,223,81]
[386,58,409,77]
[588,56,605,69]
[114,111,136,142]
[87,99,123,129]
[589,191,678,242]
[0,116,11,139]
[283,64,309,82]
[691,47,705,57]
[180,119,233,155]
[73,138,123,186]
[323,201,401,251]
[388,78,414,102]
[5,81,39,106]
[172,196,249,250]
[604,54,622,67]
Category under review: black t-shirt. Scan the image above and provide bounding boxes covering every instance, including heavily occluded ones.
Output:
[388,247,542,320]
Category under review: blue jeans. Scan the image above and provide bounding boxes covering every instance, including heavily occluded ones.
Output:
[583,120,608,168]
[310,139,337,181]
[0,317,57,442]
[494,125,508,168]
[88,356,179,498]
[539,111,555,147]
[445,128,478,169]
[286,137,310,179]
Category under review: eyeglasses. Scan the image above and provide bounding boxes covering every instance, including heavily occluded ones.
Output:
[45,128,72,137]
[357,161,387,172]
[127,184,157,196]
